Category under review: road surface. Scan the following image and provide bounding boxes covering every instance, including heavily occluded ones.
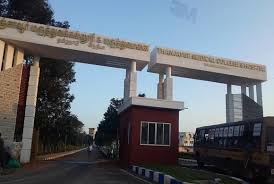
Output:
[0,149,148,184]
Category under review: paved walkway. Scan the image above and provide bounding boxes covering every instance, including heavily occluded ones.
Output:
[0,149,148,184]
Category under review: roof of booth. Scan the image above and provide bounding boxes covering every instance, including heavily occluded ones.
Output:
[0,17,150,70]
[148,47,267,85]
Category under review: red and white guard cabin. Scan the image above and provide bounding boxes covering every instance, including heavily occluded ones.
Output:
[119,97,184,166]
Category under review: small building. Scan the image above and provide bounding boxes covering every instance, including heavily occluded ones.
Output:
[179,132,194,153]
[119,97,184,167]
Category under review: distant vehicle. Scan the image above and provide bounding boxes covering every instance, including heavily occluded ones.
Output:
[194,117,274,181]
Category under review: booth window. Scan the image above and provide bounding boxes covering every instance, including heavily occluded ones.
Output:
[140,121,171,146]
[156,124,163,144]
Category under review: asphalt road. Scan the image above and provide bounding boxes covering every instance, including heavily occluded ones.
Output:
[0,149,148,184]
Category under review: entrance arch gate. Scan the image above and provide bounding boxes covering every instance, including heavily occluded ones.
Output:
[0,17,266,165]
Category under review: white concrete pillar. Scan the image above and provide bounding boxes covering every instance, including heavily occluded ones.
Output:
[157,74,164,99]
[226,84,233,123]
[159,73,164,83]
[256,83,263,106]
[128,62,137,98]
[13,48,24,66]
[20,56,40,164]
[0,40,5,71]
[164,66,173,100]
[227,84,232,94]
[3,44,14,70]
[166,66,171,78]
[249,85,255,100]
[123,70,129,101]
[131,61,136,73]
[123,61,137,101]
[241,85,247,95]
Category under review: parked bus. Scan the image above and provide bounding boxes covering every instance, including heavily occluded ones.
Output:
[194,117,274,181]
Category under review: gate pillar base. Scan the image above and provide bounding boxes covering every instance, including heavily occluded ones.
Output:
[118,97,184,167]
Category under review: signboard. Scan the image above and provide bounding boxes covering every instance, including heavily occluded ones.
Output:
[0,18,149,52]
[0,17,150,70]
[156,47,266,72]
[149,47,267,85]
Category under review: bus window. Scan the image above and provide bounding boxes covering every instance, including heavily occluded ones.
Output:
[233,126,240,148]
[224,127,229,137]
[211,129,214,139]
[234,126,240,136]
[239,125,245,136]
[253,123,262,137]
[266,127,274,152]
[228,127,234,137]
[195,129,206,146]
[219,128,224,137]
[200,129,205,138]
[215,128,219,138]
[205,133,209,142]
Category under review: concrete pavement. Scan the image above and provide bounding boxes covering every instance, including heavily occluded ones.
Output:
[0,149,149,184]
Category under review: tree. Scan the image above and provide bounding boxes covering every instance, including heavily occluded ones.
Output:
[95,98,123,146]
[0,0,8,16]
[7,0,53,24]
[35,59,75,129]
[35,59,79,152]
[0,0,84,153]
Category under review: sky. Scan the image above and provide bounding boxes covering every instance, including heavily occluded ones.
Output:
[48,0,274,133]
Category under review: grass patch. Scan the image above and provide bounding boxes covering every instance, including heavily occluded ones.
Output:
[145,165,241,184]
[179,152,195,159]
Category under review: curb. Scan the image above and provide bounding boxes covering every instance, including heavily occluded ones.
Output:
[130,165,189,184]
[36,148,86,161]
[130,165,247,184]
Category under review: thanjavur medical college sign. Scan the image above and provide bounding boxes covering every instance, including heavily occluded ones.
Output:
[157,48,266,72]
[0,18,149,52]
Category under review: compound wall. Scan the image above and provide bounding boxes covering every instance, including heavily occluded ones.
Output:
[0,64,29,143]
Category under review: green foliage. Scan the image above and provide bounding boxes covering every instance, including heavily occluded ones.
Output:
[0,0,8,16]
[0,0,53,24]
[95,98,123,146]
[0,0,85,153]
[35,59,76,129]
